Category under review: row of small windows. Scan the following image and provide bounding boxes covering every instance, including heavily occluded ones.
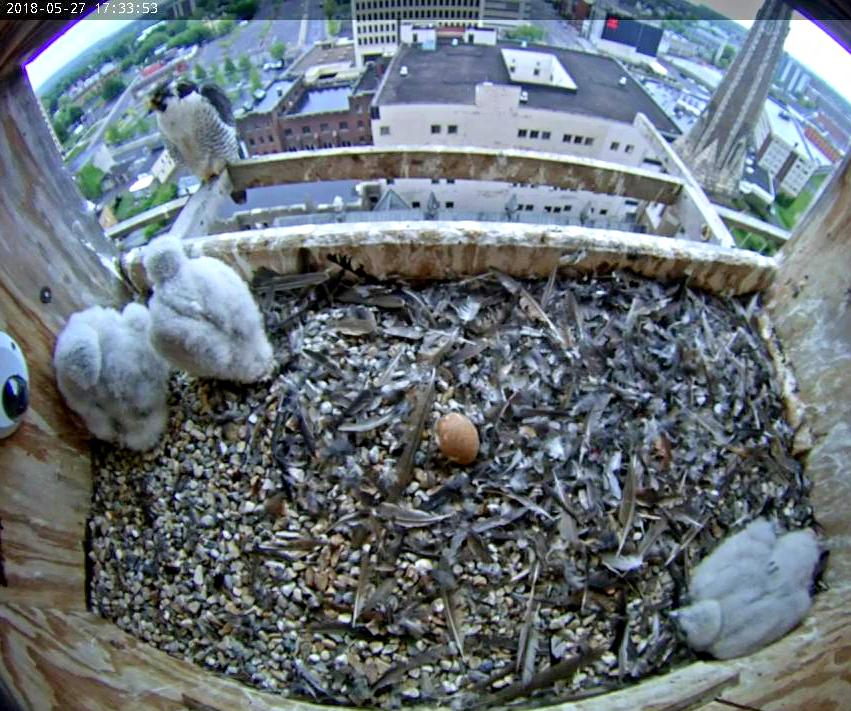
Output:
[430,124,458,134]
[361,35,396,45]
[517,128,552,140]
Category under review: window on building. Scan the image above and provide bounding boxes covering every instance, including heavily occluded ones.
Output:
[553,206,562,213]
[268,135,274,142]
[599,209,608,215]
[542,131,551,140]
[530,130,539,139]
[249,138,255,145]
[445,201,454,208]
[573,135,583,144]
[431,124,441,134]
[320,123,329,132]
[533,68,540,76]
[380,126,390,136]
[357,120,364,128]
[525,204,533,211]
[446,179,455,184]
[258,136,265,143]
[544,206,552,213]
[284,128,292,136]
[564,205,572,212]
[386,178,395,184]
[563,134,572,142]
[412,201,421,208]
[624,144,634,153]
[518,129,528,138]
[339,121,349,130]
[610,141,620,150]
[584,137,594,146]
[448,124,458,134]
[302,126,311,134]
[625,198,639,206]
[431,178,440,184]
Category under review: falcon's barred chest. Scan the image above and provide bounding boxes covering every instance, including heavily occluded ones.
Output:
[156,92,239,182]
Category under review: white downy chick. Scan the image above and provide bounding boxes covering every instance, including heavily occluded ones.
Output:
[54,303,170,451]
[688,518,777,601]
[143,235,274,383]
[673,519,821,660]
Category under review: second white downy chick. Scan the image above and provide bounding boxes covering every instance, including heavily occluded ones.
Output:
[688,518,777,602]
[673,519,821,660]
[143,235,274,383]
[53,303,170,451]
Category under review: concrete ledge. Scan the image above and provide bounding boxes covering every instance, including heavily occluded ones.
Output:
[122,220,776,296]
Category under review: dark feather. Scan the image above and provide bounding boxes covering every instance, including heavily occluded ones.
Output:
[200,82,235,126]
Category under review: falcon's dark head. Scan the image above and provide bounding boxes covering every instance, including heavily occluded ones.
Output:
[175,80,198,99]
[149,83,174,113]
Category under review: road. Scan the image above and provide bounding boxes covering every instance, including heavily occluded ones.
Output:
[527,0,593,51]
[70,74,140,172]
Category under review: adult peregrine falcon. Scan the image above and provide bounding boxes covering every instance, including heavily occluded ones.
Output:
[149,80,241,183]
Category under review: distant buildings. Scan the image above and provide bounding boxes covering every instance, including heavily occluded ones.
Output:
[351,0,528,66]
[754,99,832,198]
[371,39,679,153]
[585,13,665,66]
[365,36,680,225]
[67,62,120,103]
[237,52,379,156]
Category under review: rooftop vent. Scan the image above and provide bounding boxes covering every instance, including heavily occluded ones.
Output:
[452,38,458,46]
[400,65,409,77]
[521,40,528,48]
[618,76,628,87]
[519,90,529,103]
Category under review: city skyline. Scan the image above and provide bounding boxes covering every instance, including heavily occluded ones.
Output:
[25,12,851,105]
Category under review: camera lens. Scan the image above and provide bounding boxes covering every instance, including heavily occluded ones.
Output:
[3,375,29,419]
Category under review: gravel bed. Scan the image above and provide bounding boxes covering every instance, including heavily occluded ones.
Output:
[90,269,814,708]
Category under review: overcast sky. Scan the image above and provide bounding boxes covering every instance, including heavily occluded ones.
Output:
[25,14,851,103]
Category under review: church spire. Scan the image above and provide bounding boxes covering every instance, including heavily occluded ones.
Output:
[675,0,792,204]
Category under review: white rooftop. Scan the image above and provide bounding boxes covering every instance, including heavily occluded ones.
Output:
[501,49,578,91]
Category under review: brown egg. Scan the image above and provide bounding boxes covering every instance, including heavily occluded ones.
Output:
[436,413,479,465]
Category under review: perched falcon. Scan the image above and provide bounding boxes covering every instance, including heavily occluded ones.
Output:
[149,80,241,183]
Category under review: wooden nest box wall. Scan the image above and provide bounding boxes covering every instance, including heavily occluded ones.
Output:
[1,18,850,711]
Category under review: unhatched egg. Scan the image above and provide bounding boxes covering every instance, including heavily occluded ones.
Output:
[436,413,479,465]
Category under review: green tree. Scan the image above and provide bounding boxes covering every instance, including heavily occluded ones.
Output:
[104,125,121,145]
[231,0,258,20]
[194,63,208,80]
[76,162,105,201]
[270,41,286,62]
[101,76,126,102]
[716,44,736,69]
[67,105,84,123]
[238,54,252,73]
[224,55,237,77]
[249,67,262,92]
[323,0,336,19]
[505,24,545,43]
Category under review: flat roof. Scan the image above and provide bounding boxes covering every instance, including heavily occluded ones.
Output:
[296,86,352,115]
[376,41,680,135]
[743,158,773,194]
[254,80,296,113]
[288,43,356,77]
